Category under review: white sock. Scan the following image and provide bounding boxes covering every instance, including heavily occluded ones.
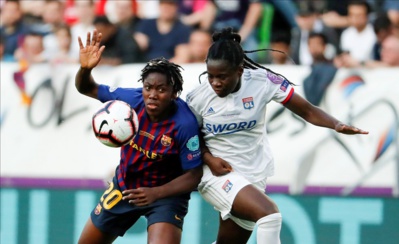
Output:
[256,213,282,244]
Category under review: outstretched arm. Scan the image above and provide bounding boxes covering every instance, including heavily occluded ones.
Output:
[284,93,368,135]
[75,30,105,99]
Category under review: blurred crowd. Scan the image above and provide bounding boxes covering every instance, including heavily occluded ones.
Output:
[1,0,399,68]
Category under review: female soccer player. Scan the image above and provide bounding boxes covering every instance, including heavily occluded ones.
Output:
[75,30,202,244]
[186,27,368,244]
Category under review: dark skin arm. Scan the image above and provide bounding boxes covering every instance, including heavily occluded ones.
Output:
[75,30,105,99]
[283,93,368,134]
[204,92,369,177]
[122,166,203,206]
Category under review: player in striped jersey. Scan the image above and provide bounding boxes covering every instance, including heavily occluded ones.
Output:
[75,30,202,244]
[186,27,368,244]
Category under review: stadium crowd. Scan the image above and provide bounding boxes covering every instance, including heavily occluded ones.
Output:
[1,0,399,68]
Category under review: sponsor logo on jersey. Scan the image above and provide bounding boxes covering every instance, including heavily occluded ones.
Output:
[186,135,200,151]
[205,107,216,115]
[242,97,254,110]
[222,180,233,193]
[205,120,256,134]
[94,203,102,215]
[187,151,201,160]
[161,135,172,146]
[130,141,163,159]
[267,72,284,84]
[280,80,289,92]
[139,130,155,140]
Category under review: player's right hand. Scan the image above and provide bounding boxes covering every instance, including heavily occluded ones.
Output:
[205,156,233,176]
[78,29,105,69]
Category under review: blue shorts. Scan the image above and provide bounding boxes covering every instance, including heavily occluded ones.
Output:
[90,174,189,236]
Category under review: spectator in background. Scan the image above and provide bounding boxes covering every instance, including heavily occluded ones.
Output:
[384,0,399,37]
[308,32,332,64]
[171,29,212,64]
[41,0,67,61]
[105,0,141,35]
[50,24,77,64]
[134,0,192,61]
[337,0,376,64]
[178,0,207,29]
[200,0,263,61]
[19,0,46,26]
[372,12,394,61]
[70,0,96,58]
[338,34,399,67]
[291,1,339,65]
[266,30,292,65]
[93,15,143,66]
[14,32,46,64]
[0,0,30,61]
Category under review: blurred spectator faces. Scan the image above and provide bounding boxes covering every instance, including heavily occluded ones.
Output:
[347,1,370,31]
[381,35,399,66]
[108,0,134,24]
[308,32,328,63]
[159,0,179,21]
[75,0,96,24]
[42,0,65,26]
[0,0,22,27]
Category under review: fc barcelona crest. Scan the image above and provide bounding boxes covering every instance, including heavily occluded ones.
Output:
[242,97,254,110]
[161,134,172,146]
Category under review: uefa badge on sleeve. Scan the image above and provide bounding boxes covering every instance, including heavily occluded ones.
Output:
[242,97,254,110]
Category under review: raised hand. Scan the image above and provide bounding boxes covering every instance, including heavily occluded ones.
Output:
[335,122,369,135]
[78,29,105,69]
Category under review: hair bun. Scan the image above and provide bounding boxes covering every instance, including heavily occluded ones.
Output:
[212,27,241,43]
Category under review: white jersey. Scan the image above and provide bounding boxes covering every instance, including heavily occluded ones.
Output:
[186,68,294,182]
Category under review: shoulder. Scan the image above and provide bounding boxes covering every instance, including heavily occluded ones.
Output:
[186,82,210,104]
[174,98,199,125]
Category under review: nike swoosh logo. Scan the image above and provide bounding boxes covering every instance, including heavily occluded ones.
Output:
[98,120,108,136]
[175,214,182,221]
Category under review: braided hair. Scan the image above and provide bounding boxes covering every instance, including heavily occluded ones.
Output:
[139,57,184,95]
[201,27,294,84]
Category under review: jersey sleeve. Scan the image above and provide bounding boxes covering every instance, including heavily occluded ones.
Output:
[97,85,142,108]
[265,71,295,105]
[176,103,202,171]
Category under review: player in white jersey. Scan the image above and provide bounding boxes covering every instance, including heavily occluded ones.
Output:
[186,27,369,244]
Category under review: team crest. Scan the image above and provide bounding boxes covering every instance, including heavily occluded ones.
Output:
[242,97,254,110]
[161,135,172,146]
[222,180,233,193]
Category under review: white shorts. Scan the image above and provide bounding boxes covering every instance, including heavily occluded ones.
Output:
[197,165,267,231]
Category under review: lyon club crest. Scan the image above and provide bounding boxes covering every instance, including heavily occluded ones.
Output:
[242,97,254,110]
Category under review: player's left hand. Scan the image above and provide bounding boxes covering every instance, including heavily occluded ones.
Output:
[122,188,159,206]
[335,123,369,135]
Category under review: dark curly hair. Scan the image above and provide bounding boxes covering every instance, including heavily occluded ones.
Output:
[139,57,184,95]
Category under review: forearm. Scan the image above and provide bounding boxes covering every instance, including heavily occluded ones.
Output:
[285,93,340,130]
[156,167,203,199]
[75,67,98,99]
[301,105,340,129]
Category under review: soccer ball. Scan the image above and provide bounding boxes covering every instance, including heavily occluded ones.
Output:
[92,100,139,147]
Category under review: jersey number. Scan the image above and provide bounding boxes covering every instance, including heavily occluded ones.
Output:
[100,181,122,210]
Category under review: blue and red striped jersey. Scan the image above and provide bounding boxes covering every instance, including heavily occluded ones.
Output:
[98,85,202,191]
